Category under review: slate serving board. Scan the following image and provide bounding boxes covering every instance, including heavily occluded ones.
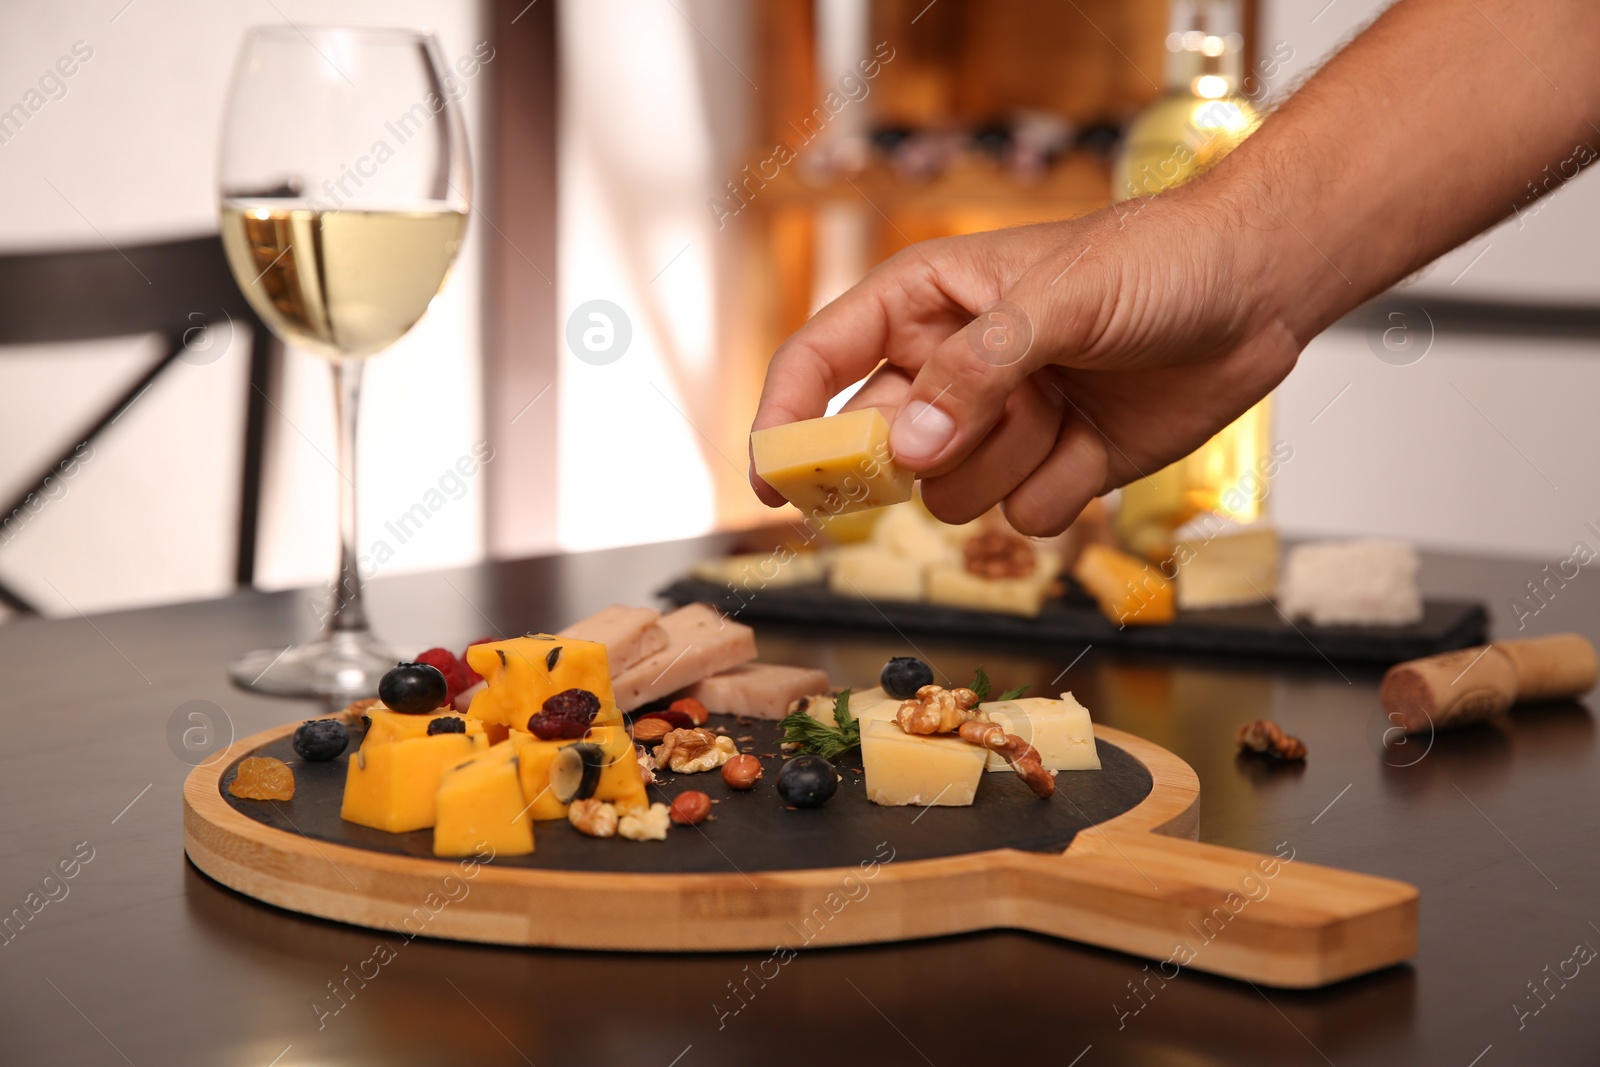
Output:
[217,715,1152,874]
[658,576,1489,664]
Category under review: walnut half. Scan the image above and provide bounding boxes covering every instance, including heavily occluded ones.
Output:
[657,728,739,773]
[567,798,618,838]
[963,529,1037,579]
[896,685,982,735]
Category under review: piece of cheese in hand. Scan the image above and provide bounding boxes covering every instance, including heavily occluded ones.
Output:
[829,545,924,602]
[861,719,987,807]
[611,602,757,712]
[680,662,832,720]
[750,409,914,518]
[978,693,1100,772]
[558,605,669,675]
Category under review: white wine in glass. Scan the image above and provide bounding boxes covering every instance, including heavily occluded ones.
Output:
[219,27,471,699]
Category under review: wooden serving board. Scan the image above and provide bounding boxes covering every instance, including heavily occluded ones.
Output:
[659,575,1489,664]
[183,717,1418,989]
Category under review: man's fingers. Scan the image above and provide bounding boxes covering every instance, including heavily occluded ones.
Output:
[887,298,1046,476]
[1001,416,1110,537]
[919,374,1065,525]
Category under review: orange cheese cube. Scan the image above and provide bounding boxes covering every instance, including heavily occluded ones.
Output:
[361,706,482,748]
[465,634,620,730]
[340,732,487,833]
[433,740,535,858]
[1072,543,1175,626]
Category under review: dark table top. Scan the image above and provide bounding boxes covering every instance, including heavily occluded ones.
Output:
[3,534,1597,1066]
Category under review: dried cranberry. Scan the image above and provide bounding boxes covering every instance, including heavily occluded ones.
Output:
[526,714,591,740]
[543,688,601,720]
[526,687,601,740]
[635,709,695,731]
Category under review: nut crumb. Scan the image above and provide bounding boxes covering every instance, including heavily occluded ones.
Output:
[1236,719,1307,761]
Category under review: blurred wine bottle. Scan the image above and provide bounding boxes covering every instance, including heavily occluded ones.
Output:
[1111,0,1270,562]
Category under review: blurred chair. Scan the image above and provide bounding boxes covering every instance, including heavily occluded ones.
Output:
[0,235,276,613]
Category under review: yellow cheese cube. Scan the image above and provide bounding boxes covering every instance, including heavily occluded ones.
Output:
[925,550,1061,618]
[465,634,620,730]
[979,694,1100,772]
[361,706,482,748]
[829,545,924,602]
[1174,522,1280,610]
[861,719,987,807]
[433,740,535,857]
[340,732,488,833]
[871,502,959,567]
[750,408,914,518]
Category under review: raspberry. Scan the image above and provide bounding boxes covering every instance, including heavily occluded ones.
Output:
[527,687,601,740]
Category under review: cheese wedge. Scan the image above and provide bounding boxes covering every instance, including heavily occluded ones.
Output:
[861,719,987,807]
[750,409,914,518]
[978,694,1100,772]
[1173,521,1279,610]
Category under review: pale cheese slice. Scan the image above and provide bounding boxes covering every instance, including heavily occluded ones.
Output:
[978,693,1100,772]
[861,719,987,807]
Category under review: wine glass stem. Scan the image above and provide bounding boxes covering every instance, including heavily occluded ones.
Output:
[328,357,370,637]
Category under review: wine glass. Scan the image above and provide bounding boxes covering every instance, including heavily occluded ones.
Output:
[218,26,471,699]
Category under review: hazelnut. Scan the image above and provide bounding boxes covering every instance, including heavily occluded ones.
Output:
[669,696,710,726]
[631,717,673,745]
[669,791,713,825]
[721,753,763,791]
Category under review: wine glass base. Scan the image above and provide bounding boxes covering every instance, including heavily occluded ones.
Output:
[230,632,400,701]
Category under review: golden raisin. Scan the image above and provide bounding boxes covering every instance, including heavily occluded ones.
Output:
[228,756,296,800]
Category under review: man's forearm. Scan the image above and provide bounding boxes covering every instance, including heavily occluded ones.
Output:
[1203,0,1600,342]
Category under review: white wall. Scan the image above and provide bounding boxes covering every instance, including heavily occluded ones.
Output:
[0,0,488,618]
[1260,0,1600,557]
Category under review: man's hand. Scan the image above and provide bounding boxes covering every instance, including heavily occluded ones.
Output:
[749,191,1300,535]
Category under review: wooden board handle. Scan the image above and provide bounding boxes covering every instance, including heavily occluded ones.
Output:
[1000,828,1418,988]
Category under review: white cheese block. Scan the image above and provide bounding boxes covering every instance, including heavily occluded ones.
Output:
[1278,540,1423,627]
[978,693,1100,772]
[861,719,987,807]
[1173,522,1280,610]
[925,550,1061,617]
[829,545,924,602]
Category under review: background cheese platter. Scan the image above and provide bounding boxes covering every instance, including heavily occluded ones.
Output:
[659,573,1489,665]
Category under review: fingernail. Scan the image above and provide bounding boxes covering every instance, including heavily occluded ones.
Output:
[890,401,956,465]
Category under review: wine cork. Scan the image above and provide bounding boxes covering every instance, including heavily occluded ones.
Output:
[1495,633,1599,703]
[1380,633,1598,734]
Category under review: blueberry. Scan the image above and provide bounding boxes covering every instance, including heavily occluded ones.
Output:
[880,656,934,700]
[427,716,467,736]
[379,661,449,715]
[292,718,349,762]
[776,754,838,809]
